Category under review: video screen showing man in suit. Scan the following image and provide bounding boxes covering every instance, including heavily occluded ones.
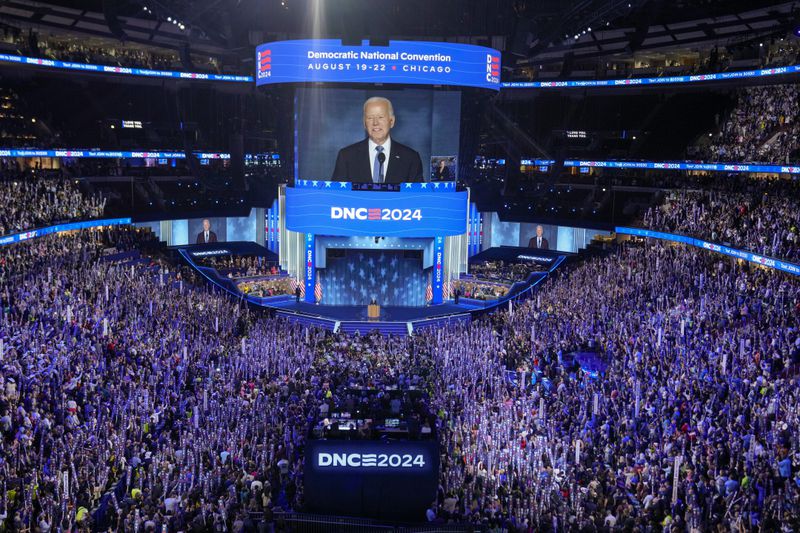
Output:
[197,218,218,244]
[331,97,424,183]
[527,225,549,250]
[431,156,456,182]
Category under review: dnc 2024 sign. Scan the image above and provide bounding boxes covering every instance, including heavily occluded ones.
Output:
[255,40,501,90]
[285,187,468,237]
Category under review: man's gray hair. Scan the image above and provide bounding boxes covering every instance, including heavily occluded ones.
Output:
[363,97,394,118]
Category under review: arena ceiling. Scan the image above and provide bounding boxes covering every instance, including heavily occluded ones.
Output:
[1,0,798,67]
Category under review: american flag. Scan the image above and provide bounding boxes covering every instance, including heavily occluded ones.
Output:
[314,280,323,302]
[290,278,305,297]
[443,279,451,299]
[425,283,433,302]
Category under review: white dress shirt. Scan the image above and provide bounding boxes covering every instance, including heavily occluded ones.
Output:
[204,231,210,243]
[368,137,391,182]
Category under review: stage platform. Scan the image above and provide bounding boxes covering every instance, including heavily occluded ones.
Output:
[266,301,484,321]
[177,243,566,335]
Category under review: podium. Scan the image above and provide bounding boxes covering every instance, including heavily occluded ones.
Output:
[368,303,381,319]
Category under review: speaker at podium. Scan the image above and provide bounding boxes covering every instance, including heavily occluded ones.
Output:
[368,298,381,319]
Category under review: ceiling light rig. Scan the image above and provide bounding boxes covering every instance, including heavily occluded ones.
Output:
[143,5,188,32]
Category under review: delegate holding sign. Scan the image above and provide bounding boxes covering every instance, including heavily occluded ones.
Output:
[255,39,501,90]
[285,187,468,237]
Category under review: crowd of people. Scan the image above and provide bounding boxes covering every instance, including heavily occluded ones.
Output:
[236,278,294,298]
[0,87,50,148]
[2,29,222,74]
[451,280,512,301]
[430,241,800,530]
[197,255,280,280]
[691,84,800,163]
[0,219,798,531]
[0,170,106,237]
[469,261,545,284]
[644,179,800,262]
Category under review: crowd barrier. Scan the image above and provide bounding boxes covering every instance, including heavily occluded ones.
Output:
[616,226,800,276]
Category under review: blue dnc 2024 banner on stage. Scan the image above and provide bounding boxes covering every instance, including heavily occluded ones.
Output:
[255,40,501,90]
[285,187,468,237]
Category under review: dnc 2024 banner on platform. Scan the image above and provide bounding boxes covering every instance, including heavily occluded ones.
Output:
[255,40,501,90]
[285,187,468,237]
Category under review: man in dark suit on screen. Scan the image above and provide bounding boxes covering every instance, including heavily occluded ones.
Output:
[331,97,424,183]
[527,225,549,250]
[196,218,218,244]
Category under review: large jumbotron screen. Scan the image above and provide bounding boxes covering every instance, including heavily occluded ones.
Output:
[294,87,461,182]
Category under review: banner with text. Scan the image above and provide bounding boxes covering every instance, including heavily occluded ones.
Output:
[304,233,316,303]
[617,227,800,276]
[256,40,501,90]
[0,53,250,82]
[285,187,468,237]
